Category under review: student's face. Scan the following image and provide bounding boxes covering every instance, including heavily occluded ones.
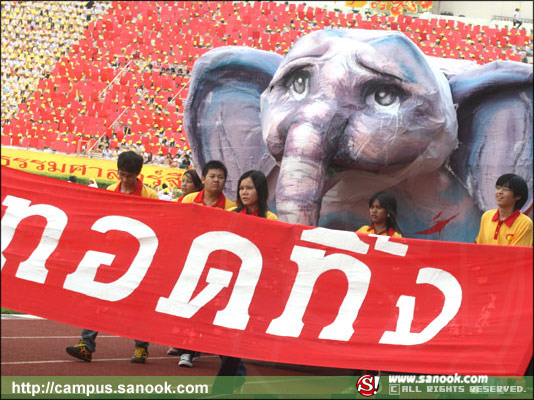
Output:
[369,199,388,225]
[202,169,226,194]
[118,169,138,189]
[495,184,519,209]
[181,174,198,196]
[239,177,258,209]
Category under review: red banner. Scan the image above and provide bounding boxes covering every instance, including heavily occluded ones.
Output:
[1,166,532,375]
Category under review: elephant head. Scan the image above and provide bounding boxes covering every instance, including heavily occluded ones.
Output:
[184,29,533,238]
[260,29,458,225]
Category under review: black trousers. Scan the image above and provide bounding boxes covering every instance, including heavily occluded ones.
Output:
[212,357,246,394]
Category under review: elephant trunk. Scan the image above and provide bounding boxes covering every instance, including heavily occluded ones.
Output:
[275,123,332,226]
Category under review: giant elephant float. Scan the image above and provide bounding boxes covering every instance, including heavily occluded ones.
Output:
[184,29,533,243]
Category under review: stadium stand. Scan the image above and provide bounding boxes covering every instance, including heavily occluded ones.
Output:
[1,1,532,165]
[1,1,111,122]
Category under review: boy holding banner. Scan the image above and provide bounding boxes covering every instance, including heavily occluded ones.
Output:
[475,173,533,376]
[65,151,158,363]
[178,160,236,368]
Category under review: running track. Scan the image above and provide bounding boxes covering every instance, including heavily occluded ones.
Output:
[1,315,353,376]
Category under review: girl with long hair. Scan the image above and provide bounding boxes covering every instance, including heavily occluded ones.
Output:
[175,169,203,203]
[231,170,277,220]
[357,191,402,237]
[168,169,203,363]
[214,170,278,389]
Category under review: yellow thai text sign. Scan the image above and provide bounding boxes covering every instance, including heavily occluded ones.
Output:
[1,148,187,188]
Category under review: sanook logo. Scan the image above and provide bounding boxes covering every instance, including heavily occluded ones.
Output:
[1,195,463,344]
[357,375,380,397]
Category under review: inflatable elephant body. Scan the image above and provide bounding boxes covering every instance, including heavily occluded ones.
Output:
[185,29,533,243]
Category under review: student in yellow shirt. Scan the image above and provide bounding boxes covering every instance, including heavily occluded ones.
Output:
[174,169,203,203]
[476,174,533,376]
[475,174,532,246]
[106,151,159,199]
[356,191,402,237]
[66,151,157,364]
[175,160,235,369]
[213,170,277,393]
[229,170,278,220]
[181,160,236,210]
[167,169,204,359]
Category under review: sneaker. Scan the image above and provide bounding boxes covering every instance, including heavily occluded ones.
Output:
[130,346,148,363]
[167,347,180,356]
[65,340,92,362]
[192,352,200,361]
[178,353,193,368]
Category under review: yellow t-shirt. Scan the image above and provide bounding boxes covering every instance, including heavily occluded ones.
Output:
[228,206,278,221]
[475,209,533,246]
[107,181,159,199]
[356,225,402,238]
[181,189,236,210]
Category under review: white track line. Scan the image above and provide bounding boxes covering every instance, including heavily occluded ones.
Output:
[2,356,171,365]
[2,355,218,365]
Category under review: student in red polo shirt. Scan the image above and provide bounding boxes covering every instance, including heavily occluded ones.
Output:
[475,173,532,246]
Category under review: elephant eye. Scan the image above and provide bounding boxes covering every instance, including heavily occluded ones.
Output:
[375,87,398,106]
[364,84,405,111]
[287,70,310,100]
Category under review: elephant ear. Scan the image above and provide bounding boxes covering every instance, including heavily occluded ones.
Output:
[448,61,533,213]
[184,46,283,199]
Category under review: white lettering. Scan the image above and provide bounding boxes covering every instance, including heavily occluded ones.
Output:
[156,231,262,330]
[1,195,68,283]
[301,227,369,254]
[63,216,158,301]
[267,245,371,340]
[379,267,462,345]
[370,234,408,256]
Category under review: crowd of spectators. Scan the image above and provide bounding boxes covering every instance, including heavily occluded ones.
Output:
[1,1,532,167]
[1,1,111,122]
